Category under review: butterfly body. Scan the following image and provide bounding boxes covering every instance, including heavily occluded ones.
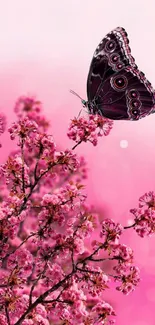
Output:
[84,27,155,121]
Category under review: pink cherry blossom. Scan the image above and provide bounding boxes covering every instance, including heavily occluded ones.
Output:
[130,206,155,237]
[67,114,113,147]
[139,191,155,209]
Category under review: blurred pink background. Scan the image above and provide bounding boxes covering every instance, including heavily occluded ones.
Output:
[1,0,155,324]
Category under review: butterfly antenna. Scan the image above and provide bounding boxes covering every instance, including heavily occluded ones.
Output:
[70,90,86,117]
[70,89,83,101]
[77,109,83,118]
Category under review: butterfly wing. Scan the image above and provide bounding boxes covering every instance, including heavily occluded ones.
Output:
[87,27,155,120]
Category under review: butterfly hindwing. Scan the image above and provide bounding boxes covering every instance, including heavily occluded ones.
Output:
[87,27,155,120]
[96,67,155,120]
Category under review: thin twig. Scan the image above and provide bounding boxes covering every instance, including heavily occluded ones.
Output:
[124,222,136,229]
[5,305,11,325]
[72,140,83,150]
[21,136,25,194]
[2,233,36,261]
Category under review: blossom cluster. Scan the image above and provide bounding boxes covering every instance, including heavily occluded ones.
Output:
[0,113,6,147]
[130,191,155,237]
[67,114,113,147]
[0,96,153,325]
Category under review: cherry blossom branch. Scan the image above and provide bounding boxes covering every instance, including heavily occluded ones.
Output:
[0,96,154,325]
[14,271,75,325]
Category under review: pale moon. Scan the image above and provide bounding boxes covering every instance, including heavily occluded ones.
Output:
[120,140,128,148]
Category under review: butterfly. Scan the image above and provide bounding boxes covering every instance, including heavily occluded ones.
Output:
[71,27,155,121]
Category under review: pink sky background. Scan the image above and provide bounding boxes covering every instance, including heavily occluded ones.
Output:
[1,1,155,324]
